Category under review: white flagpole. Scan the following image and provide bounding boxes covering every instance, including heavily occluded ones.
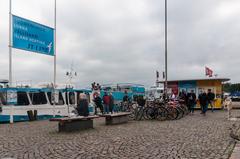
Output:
[9,0,14,124]
[53,0,57,117]
[9,0,12,87]
[54,0,56,87]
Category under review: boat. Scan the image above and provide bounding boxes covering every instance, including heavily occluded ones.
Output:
[99,83,145,104]
[0,83,92,123]
[145,86,164,100]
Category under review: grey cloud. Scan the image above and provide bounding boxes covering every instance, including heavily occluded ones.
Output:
[0,0,239,88]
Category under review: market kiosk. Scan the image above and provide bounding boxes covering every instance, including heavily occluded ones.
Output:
[159,78,230,109]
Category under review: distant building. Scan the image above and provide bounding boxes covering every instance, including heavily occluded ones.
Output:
[159,78,230,109]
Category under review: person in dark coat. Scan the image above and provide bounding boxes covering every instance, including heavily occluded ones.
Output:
[76,93,89,117]
[137,96,146,107]
[179,90,188,105]
[93,93,104,115]
[109,93,114,114]
[207,89,215,112]
[103,92,110,114]
[198,91,209,116]
[187,90,196,114]
[123,91,130,102]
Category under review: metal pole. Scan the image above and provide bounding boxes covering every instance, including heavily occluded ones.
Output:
[164,0,168,100]
[53,0,57,117]
[9,0,14,124]
[9,0,12,87]
[54,0,56,87]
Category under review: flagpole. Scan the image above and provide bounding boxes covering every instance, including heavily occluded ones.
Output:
[9,0,12,87]
[9,0,14,124]
[164,0,168,100]
[54,0,56,87]
[53,0,57,117]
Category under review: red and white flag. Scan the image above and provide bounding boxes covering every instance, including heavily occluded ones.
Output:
[205,67,213,77]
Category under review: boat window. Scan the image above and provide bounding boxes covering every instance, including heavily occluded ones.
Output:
[66,92,75,105]
[47,92,65,105]
[69,92,75,104]
[58,92,65,105]
[47,92,53,105]
[0,92,7,105]
[65,93,69,105]
[29,92,47,105]
[17,92,29,105]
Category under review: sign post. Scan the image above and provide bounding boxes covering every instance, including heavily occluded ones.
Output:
[9,0,13,123]
[53,0,57,117]
[9,0,12,88]
[9,0,56,122]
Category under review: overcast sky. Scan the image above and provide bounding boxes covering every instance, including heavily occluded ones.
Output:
[0,0,240,88]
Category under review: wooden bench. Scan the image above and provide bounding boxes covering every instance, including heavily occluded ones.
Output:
[50,115,99,132]
[100,112,132,125]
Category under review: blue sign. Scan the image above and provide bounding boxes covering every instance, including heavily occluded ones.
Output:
[12,15,54,56]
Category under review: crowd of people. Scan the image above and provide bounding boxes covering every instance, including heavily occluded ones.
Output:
[178,89,215,116]
[75,89,147,116]
[76,83,220,117]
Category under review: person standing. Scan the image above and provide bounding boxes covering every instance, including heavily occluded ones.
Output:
[109,93,114,114]
[122,91,130,111]
[76,93,89,117]
[123,91,130,102]
[199,91,208,116]
[103,92,110,114]
[93,93,104,115]
[207,89,215,112]
[179,90,188,105]
[223,95,232,120]
[187,90,196,114]
[137,96,146,107]
[171,92,176,101]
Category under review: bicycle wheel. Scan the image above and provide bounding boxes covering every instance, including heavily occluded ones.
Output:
[142,107,149,120]
[156,107,168,121]
[182,105,189,116]
[166,107,177,120]
[128,108,135,120]
[134,107,142,121]
[176,107,184,120]
[145,107,155,120]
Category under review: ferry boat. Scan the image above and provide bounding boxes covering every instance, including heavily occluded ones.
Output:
[99,83,145,103]
[0,83,92,123]
[145,86,164,100]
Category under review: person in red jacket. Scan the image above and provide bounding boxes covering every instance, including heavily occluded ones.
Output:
[103,92,110,114]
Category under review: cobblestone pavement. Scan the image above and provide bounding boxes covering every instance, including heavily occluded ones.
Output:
[0,110,240,159]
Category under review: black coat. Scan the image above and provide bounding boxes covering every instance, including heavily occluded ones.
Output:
[199,93,208,106]
[137,97,146,107]
[109,95,114,107]
[207,92,215,101]
[77,99,89,116]
[187,92,196,105]
[94,97,103,108]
